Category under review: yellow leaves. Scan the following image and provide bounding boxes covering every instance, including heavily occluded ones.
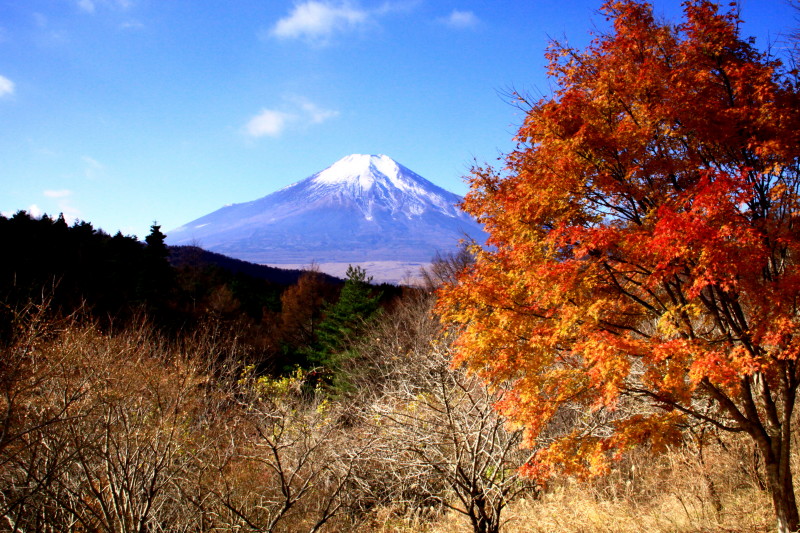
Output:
[523,410,686,483]
[609,412,684,455]
[575,333,631,409]
[254,367,305,396]
[760,316,798,349]
[534,436,608,481]
[655,303,701,338]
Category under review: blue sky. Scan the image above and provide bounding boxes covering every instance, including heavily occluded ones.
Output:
[0,0,796,240]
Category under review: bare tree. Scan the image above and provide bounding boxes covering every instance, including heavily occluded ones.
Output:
[0,305,95,531]
[348,292,537,533]
[196,367,374,532]
[1,317,211,532]
[419,245,475,291]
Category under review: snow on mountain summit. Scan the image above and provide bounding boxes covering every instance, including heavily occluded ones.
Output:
[311,154,398,188]
[166,154,486,280]
[311,154,425,193]
[299,153,455,212]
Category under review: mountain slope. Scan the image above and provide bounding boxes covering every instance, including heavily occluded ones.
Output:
[166,154,485,273]
[167,246,343,285]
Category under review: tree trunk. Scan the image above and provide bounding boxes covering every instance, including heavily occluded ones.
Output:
[765,448,799,533]
[754,401,799,533]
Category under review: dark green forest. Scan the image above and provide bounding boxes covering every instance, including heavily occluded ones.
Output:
[0,210,400,377]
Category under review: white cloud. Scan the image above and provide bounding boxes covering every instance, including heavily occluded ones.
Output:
[439,9,479,29]
[44,189,73,199]
[374,0,421,15]
[27,204,43,218]
[246,109,295,138]
[77,0,133,14]
[78,0,96,13]
[42,189,80,223]
[0,75,14,98]
[120,20,145,30]
[291,96,340,124]
[82,156,105,180]
[245,97,339,139]
[270,1,370,43]
[57,204,81,224]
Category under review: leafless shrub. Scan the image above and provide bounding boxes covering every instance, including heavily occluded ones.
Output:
[0,288,542,533]
[347,292,537,533]
[0,315,214,532]
[196,367,375,532]
[0,303,95,530]
[419,245,475,291]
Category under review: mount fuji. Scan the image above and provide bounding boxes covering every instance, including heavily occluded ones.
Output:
[166,154,486,282]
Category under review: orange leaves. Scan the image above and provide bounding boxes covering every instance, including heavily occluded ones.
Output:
[649,169,767,296]
[607,412,685,456]
[437,0,800,488]
[688,349,744,391]
[760,316,800,362]
[523,411,685,481]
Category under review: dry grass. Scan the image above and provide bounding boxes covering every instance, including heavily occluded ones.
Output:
[0,304,792,532]
[359,431,783,533]
[502,438,775,533]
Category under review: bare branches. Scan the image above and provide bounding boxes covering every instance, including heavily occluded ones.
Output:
[0,292,537,533]
[348,293,537,533]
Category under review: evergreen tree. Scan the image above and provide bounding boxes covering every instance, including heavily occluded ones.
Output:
[138,223,175,314]
[144,223,168,259]
[306,265,381,384]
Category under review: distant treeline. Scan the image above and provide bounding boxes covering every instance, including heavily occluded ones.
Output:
[0,211,166,322]
[0,210,404,375]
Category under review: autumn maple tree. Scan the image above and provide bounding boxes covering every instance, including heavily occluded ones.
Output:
[438,1,800,531]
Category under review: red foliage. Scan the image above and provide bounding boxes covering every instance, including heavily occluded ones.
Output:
[438,2,800,530]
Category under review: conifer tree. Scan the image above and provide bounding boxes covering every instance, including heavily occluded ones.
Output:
[138,223,175,314]
[307,265,381,383]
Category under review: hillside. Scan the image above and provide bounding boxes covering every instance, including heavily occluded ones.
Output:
[168,245,343,285]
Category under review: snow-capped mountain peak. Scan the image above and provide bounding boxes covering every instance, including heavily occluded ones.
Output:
[303,154,459,217]
[166,154,486,282]
[312,154,397,189]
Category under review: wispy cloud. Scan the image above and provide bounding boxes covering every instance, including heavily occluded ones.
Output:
[246,109,295,138]
[32,13,70,46]
[120,20,145,30]
[43,189,81,223]
[374,0,421,16]
[77,0,133,14]
[290,96,340,124]
[77,0,96,13]
[269,1,370,44]
[244,97,339,139]
[266,1,423,45]
[0,75,14,98]
[82,156,105,180]
[439,9,479,29]
[44,189,73,199]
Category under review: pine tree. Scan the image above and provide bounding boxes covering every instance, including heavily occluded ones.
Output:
[306,265,381,385]
[138,223,175,314]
